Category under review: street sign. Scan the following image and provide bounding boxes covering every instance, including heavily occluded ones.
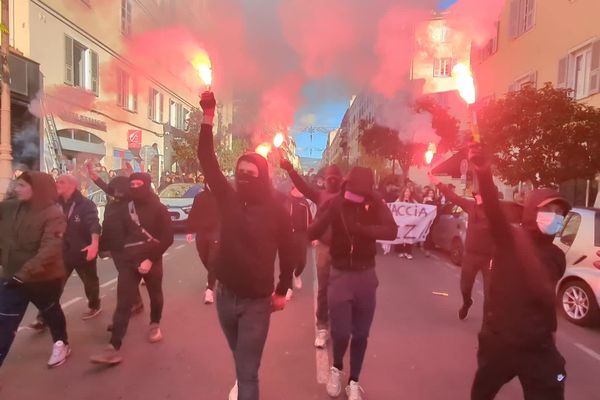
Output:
[127,129,142,150]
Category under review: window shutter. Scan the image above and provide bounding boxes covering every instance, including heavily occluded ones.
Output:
[116,70,123,107]
[524,0,536,32]
[65,36,74,85]
[509,0,520,39]
[91,50,99,95]
[148,88,153,119]
[557,57,569,89]
[132,79,138,112]
[159,93,164,123]
[588,40,600,95]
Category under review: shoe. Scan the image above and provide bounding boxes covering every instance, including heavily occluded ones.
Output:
[90,344,122,365]
[204,289,215,305]
[47,340,71,368]
[314,329,329,349]
[398,253,406,259]
[28,320,47,331]
[345,380,365,400]
[149,323,163,343]
[459,299,474,321]
[81,307,102,320]
[286,288,293,301]
[326,366,343,397]
[228,381,238,400]
[131,302,144,315]
[406,254,414,260]
[293,275,303,289]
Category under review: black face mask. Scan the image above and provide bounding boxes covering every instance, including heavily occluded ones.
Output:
[129,187,147,202]
[325,178,340,193]
[236,173,262,203]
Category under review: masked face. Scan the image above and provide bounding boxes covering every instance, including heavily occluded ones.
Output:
[536,211,565,236]
[325,176,340,193]
[129,179,147,201]
[344,190,365,204]
[236,160,261,202]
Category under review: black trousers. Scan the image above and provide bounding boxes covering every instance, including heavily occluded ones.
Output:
[471,334,566,400]
[65,259,101,309]
[291,231,308,277]
[110,251,164,350]
[195,236,218,290]
[460,253,491,305]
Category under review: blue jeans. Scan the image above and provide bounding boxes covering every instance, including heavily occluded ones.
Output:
[0,278,68,366]
[216,285,271,400]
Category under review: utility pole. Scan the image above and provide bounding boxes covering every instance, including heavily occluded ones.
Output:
[0,0,12,199]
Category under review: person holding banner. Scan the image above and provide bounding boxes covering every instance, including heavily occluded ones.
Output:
[308,167,396,400]
[396,187,418,260]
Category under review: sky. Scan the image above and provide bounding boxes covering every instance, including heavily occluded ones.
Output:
[292,0,459,160]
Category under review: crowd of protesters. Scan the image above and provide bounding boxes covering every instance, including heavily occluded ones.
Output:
[0,90,570,400]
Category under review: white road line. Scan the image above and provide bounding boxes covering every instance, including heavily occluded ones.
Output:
[61,297,83,309]
[175,244,185,250]
[312,247,331,384]
[574,343,600,362]
[100,278,118,288]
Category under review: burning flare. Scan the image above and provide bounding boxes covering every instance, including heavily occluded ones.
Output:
[273,132,285,148]
[255,143,272,159]
[425,143,437,165]
[452,63,476,105]
[192,52,212,86]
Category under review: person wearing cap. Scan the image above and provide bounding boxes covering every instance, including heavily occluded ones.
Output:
[308,166,397,400]
[197,91,294,400]
[280,158,343,349]
[4,163,29,200]
[469,146,569,400]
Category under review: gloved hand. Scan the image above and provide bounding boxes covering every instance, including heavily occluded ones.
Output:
[280,158,293,172]
[4,276,24,289]
[200,91,216,118]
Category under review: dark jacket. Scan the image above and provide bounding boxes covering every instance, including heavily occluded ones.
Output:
[281,193,312,233]
[187,188,220,241]
[60,190,101,266]
[0,172,66,282]
[93,176,131,252]
[308,167,397,271]
[477,166,567,347]
[197,123,294,298]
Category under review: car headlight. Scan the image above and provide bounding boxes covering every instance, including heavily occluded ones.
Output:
[182,206,192,214]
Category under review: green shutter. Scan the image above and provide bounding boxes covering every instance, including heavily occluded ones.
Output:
[65,36,74,85]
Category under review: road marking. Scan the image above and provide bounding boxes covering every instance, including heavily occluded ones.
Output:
[312,247,331,384]
[61,297,83,309]
[100,278,118,288]
[175,244,185,250]
[574,342,600,362]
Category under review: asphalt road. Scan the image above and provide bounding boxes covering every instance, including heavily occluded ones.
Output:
[1,236,599,399]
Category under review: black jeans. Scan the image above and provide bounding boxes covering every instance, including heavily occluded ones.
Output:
[316,242,332,329]
[110,251,164,350]
[195,236,218,290]
[291,231,308,277]
[65,259,101,309]
[471,334,566,400]
[460,253,491,306]
[328,268,378,382]
[0,279,68,366]
[216,284,271,400]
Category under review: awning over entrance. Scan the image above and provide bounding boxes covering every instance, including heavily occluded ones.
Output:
[431,148,468,179]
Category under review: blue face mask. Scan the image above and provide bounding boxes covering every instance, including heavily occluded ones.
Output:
[536,211,565,236]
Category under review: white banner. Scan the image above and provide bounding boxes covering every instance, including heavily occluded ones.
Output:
[378,202,437,245]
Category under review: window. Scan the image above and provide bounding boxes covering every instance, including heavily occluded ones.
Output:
[433,58,454,78]
[121,0,132,36]
[557,41,600,100]
[65,36,99,95]
[509,0,536,39]
[509,71,537,92]
[169,100,189,130]
[559,212,581,247]
[148,88,164,123]
[117,69,137,112]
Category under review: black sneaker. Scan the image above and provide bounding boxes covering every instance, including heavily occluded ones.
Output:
[458,299,474,321]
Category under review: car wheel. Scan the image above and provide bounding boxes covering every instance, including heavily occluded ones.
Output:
[559,280,600,327]
[450,238,463,266]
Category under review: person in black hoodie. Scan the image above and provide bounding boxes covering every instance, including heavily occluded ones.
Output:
[308,167,397,400]
[197,91,293,400]
[186,184,220,305]
[90,173,173,365]
[469,146,569,400]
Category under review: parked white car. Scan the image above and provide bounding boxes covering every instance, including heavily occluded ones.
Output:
[554,207,600,327]
[159,183,203,231]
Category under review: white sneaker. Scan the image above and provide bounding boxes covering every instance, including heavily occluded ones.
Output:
[345,380,365,400]
[314,329,329,349]
[204,289,215,305]
[406,254,414,260]
[286,288,294,301]
[293,275,303,289]
[47,340,71,368]
[228,381,238,400]
[326,366,343,397]
[398,253,406,258]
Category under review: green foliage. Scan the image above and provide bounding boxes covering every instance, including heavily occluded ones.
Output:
[478,82,600,187]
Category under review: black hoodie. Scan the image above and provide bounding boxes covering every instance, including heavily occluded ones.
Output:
[197,123,294,298]
[477,166,568,347]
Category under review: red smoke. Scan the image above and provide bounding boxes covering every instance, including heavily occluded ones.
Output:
[447,0,507,46]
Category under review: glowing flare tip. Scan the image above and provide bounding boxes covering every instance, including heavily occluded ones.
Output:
[425,143,437,165]
[273,133,285,148]
[192,53,212,86]
[452,63,476,105]
[255,143,271,159]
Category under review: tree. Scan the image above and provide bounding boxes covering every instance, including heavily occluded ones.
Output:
[478,83,600,188]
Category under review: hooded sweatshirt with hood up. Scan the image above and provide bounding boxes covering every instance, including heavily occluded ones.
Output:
[476,166,569,347]
[0,172,66,282]
[308,167,397,271]
[197,123,294,299]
